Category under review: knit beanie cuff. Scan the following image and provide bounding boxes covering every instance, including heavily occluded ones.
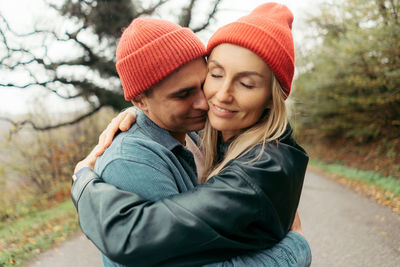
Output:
[117,28,205,100]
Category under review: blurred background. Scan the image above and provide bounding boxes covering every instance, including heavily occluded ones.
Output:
[0,0,399,266]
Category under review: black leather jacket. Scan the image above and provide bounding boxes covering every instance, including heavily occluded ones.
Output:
[71,125,308,266]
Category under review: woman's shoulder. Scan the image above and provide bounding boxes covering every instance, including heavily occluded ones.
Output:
[229,138,308,181]
[237,137,307,163]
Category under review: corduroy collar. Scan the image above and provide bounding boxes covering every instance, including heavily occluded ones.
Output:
[129,108,185,151]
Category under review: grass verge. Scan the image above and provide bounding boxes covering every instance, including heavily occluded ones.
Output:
[310,159,400,214]
[0,200,79,267]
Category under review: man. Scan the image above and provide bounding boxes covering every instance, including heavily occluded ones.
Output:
[72,17,311,267]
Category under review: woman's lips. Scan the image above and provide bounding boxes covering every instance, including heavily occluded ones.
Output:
[211,103,238,118]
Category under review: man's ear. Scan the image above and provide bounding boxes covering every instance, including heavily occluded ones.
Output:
[131,94,148,112]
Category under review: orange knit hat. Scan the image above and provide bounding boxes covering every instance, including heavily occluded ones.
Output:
[207,3,294,97]
[116,18,206,100]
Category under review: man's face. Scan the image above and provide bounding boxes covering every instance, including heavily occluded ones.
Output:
[133,58,208,142]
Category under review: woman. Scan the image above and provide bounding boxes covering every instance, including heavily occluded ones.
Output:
[73,3,309,266]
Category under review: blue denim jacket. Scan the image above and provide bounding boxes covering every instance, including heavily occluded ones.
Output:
[92,109,311,267]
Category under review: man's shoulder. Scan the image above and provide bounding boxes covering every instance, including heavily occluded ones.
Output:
[107,129,172,157]
[95,127,176,172]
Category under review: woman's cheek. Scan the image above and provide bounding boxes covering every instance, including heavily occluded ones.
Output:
[203,80,215,99]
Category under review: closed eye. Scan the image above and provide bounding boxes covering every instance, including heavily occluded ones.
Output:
[240,82,254,89]
[170,87,196,99]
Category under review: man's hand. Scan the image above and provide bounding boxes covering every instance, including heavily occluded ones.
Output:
[290,211,304,236]
[96,107,137,156]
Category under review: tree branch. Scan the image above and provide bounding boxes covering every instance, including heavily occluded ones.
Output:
[0,13,70,41]
[179,0,196,27]
[0,79,83,99]
[0,0,220,134]
[135,0,169,18]
[0,105,102,139]
[192,0,223,32]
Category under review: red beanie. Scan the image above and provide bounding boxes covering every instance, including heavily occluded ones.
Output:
[207,3,294,97]
[116,18,206,100]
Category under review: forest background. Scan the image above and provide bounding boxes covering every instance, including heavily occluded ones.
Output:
[0,0,399,266]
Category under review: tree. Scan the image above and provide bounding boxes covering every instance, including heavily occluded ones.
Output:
[293,0,400,142]
[0,0,223,133]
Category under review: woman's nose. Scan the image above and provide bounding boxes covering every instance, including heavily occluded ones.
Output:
[215,81,233,103]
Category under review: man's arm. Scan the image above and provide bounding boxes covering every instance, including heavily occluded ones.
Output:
[72,165,307,267]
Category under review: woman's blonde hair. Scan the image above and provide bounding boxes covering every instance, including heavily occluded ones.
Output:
[200,75,288,183]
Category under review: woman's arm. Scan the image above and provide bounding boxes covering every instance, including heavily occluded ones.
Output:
[205,231,311,267]
[72,168,269,266]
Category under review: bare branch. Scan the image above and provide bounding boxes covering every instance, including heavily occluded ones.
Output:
[135,0,169,18]
[179,0,196,27]
[66,27,97,61]
[0,105,102,139]
[0,31,10,61]
[0,79,83,99]
[0,13,69,41]
[192,0,223,32]
[0,0,220,134]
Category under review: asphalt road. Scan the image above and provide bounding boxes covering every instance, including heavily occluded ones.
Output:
[25,170,400,267]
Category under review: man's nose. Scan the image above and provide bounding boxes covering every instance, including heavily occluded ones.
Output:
[193,88,209,111]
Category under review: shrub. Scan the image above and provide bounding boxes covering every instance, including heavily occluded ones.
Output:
[0,107,116,222]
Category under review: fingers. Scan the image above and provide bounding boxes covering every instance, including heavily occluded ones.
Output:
[96,114,124,156]
[119,113,135,131]
[95,108,137,157]
[96,131,107,156]
[104,116,122,146]
[89,144,101,158]
[96,127,111,156]
[119,107,137,131]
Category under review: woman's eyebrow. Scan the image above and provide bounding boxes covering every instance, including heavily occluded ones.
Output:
[209,59,265,78]
[237,71,265,79]
[208,59,222,67]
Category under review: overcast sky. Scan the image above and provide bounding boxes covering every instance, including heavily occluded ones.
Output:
[0,0,324,115]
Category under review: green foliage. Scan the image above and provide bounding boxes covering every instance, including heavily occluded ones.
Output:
[293,0,400,142]
[59,0,135,39]
[0,200,79,267]
[10,111,110,192]
[311,159,400,195]
[0,108,116,222]
[0,108,117,265]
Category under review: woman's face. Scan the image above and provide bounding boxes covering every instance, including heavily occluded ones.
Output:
[204,43,273,142]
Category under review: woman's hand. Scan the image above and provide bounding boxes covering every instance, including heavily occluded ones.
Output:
[73,107,137,178]
[74,144,100,176]
[290,211,304,236]
[96,107,137,156]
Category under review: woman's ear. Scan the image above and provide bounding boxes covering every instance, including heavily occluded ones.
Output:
[131,94,148,112]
